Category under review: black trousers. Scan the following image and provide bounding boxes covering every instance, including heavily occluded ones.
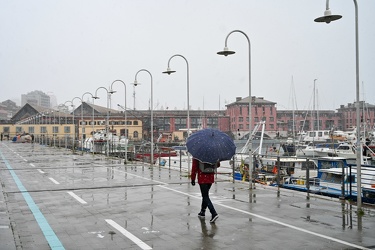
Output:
[199,183,217,215]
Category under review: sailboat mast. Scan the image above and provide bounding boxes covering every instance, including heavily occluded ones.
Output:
[313,79,317,131]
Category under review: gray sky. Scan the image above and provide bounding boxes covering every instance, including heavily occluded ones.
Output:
[1,0,374,112]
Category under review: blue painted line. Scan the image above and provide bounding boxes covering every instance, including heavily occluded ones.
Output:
[0,150,65,250]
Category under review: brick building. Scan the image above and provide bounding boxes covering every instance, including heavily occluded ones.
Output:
[225,96,277,137]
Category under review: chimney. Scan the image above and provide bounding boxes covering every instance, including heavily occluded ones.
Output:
[236,97,242,102]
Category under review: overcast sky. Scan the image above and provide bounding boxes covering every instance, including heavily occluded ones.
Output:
[1,0,374,112]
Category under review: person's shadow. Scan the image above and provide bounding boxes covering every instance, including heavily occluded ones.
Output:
[199,218,217,239]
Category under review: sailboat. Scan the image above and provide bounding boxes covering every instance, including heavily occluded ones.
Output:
[295,79,332,157]
[281,76,298,156]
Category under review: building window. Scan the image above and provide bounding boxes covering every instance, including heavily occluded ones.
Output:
[64,126,71,133]
[28,127,35,134]
[16,127,23,133]
[133,131,139,138]
[53,126,59,133]
[270,117,274,122]
[239,117,243,122]
[40,126,47,133]
[254,117,259,122]
[134,121,138,125]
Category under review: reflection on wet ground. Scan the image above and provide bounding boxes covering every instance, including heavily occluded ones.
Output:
[0,142,375,249]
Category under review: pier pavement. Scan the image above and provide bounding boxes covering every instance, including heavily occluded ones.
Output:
[0,141,375,250]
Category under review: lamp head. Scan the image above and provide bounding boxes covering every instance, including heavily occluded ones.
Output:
[109,90,116,94]
[133,80,140,86]
[162,67,176,75]
[314,9,342,24]
[217,47,236,56]
[93,96,100,100]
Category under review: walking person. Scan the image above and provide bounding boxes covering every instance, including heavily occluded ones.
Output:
[191,158,219,223]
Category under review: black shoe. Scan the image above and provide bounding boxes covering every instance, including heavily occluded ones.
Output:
[210,214,219,223]
[198,211,205,218]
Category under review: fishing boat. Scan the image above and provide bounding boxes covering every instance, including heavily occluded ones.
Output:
[135,142,177,163]
[313,142,356,158]
[282,157,375,204]
[81,130,128,153]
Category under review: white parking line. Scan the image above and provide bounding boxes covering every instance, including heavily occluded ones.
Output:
[49,177,60,185]
[37,169,45,174]
[30,163,35,167]
[67,191,87,204]
[105,219,152,250]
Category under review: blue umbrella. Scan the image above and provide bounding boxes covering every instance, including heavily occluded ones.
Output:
[186,128,236,164]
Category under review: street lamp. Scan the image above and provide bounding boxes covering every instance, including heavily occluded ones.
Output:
[82,92,94,154]
[314,0,362,210]
[133,69,154,166]
[64,101,73,149]
[64,101,72,124]
[110,80,128,164]
[72,96,83,153]
[163,54,191,176]
[217,30,253,189]
[94,87,110,157]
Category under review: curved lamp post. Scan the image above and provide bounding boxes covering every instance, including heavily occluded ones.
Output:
[110,80,128,164]
[133,69,154,166]
[64,101,73,149]
[163,54,191,176]
[82,92,94,154]
[72,96,83,153]
[64,101,72,124]
[314,0,362,210]
[217,30,253,189]
[94,87,110,157]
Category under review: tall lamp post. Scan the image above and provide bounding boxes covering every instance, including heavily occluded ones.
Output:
[133,69,154,166]
[110,80,128,164]
[163,54,191,176]
[64,101,73,149]
[94,87,110,157]
[314,0,362,210]
[82,92,94,154]
[72,96,83,153]
[217,30,253,189]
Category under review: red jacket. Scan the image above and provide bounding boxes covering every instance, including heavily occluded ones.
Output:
[191,158,220,184]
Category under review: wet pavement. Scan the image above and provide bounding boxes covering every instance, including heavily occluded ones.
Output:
[1,141,375,250]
